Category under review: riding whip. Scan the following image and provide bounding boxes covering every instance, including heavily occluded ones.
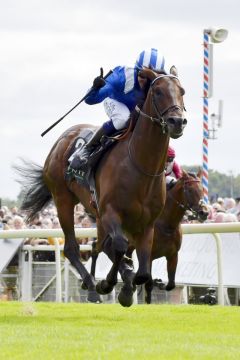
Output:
[41,68,113,137]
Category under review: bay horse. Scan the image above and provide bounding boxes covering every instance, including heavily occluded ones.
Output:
[120,170,208,304]
[18,67,187,306]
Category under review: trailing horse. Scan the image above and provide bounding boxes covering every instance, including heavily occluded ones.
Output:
[16,67,187,306]
[118,171,208,304]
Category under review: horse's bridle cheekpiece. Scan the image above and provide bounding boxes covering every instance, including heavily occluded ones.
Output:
[135,74,185,133]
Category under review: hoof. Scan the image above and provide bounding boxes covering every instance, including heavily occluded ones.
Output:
[87,290,102,303]
[118,285,134,307]
[145,294,152,304]
[96,280,114,295]
[81,281,88,290]
[165,283,175,291]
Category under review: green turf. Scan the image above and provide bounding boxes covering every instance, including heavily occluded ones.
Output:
[0,302,239,359]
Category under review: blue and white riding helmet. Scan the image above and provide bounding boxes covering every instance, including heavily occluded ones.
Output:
[135,48,165,72]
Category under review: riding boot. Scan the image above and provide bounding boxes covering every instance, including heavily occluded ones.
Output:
[70,125,107,170]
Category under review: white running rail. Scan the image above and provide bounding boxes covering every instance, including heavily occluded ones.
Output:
[1,223,240,305]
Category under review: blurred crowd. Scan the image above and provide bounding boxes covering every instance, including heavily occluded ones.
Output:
[0,203,96,258]
[1,196,240,233]
[0,203,96,301]
[0,202,95,230]
[205,196,240,223]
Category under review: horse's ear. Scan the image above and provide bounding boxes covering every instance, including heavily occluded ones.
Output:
[197,167,203,179]
[181,169,188,178]
[170,65,178,77]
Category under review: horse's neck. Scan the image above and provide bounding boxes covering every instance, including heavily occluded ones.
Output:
[161,186,185,228]
[130,101,169,175]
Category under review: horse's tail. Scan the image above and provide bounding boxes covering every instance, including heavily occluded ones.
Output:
[14,159,52,223]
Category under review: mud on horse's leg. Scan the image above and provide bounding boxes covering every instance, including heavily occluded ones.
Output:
[56,196,101,303]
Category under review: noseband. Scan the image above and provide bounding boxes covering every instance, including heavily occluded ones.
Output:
[135,74,185,132]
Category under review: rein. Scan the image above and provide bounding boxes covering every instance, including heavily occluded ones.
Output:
[128,74,184,177]
[127,139,164,177]
[135,105,167,129]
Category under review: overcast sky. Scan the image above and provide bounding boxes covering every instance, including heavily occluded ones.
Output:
[1,0,240,199]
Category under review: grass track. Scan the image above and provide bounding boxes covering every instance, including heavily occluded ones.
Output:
[0,302,240,359]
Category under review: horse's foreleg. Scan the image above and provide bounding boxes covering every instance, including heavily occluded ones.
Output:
[165,254,178,291]
[55,194,101,303]
[133,227,153,286]
[117,254,136,307]
[96,233,128,296]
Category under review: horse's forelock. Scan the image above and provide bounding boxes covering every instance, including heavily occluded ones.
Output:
[187,172,197,179]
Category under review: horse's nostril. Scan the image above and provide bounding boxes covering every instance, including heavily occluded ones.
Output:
[167,117,187,127]
[199,210,209,220]
[168,117,176,125]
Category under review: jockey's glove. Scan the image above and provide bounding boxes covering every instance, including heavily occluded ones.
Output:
[92,76,106,90]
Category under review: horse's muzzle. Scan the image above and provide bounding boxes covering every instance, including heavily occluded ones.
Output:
[198,209,209,222]
[167,117,187,139]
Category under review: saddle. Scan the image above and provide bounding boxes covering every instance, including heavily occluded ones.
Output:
[65,128,124,212]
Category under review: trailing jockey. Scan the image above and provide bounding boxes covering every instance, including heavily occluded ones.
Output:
[165,146,182,186]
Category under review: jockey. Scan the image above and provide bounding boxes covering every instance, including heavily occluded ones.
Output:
[165,146,182,185]
[70,48,166,170]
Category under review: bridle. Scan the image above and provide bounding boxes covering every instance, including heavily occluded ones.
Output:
[128,74,185,177]
[169,177,204,218]
[127,139,165,177]
[135,74,186,132]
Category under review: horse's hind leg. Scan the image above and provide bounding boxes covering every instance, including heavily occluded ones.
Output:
[165,254,178,291]
[55,192,101,303]
[81,240,98,290]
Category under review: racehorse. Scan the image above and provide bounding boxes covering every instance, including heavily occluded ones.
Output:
[121,170,208,304]
[17,66,187,306]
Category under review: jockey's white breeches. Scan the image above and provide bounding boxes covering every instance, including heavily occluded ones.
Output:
[103,98,130,130]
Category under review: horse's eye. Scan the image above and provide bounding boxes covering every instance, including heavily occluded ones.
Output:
[180,87,185,96]
[154,88,163,97]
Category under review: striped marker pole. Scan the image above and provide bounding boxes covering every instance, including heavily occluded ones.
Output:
[202,32,210,204]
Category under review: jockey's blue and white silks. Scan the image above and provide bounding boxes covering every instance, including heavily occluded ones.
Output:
[135,48,165,72]
[85,66,145,111]
[85,50,165,132]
